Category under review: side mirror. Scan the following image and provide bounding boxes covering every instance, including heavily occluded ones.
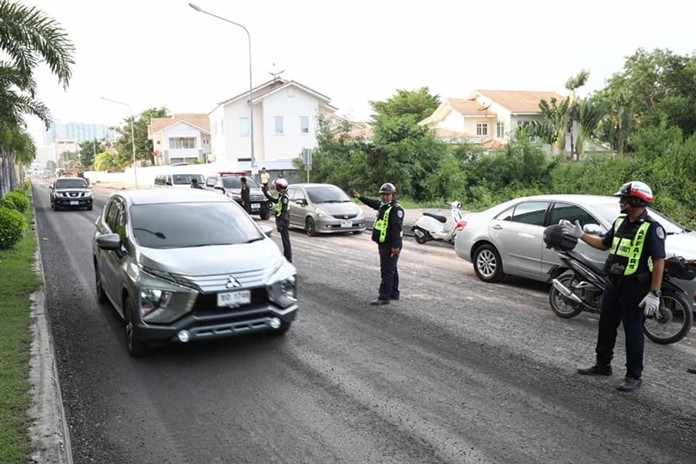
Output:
[295,199,307,206]
[583,223,604,236]
[96,233,121,250]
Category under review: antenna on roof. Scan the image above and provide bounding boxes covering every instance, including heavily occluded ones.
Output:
[269,62,285,81]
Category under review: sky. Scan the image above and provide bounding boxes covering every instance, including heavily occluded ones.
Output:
[22,0,696,144]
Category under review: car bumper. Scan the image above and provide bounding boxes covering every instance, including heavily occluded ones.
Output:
[54,198,93,208]
[135,303,298,343]
[315,218,366,234]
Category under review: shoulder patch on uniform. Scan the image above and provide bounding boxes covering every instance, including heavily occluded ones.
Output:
[655,225,666,240]
[397,210,404,218]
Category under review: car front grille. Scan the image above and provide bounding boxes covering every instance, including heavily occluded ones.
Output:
[332,214,358,219]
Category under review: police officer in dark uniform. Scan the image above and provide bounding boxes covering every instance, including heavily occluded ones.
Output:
[352,183,404,305]
[263,178,292,262]
[566,181,666,392]
[240,176,251,213]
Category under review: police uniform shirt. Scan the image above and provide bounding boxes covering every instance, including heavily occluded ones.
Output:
[373,201,404,247]
[601,211,666,274]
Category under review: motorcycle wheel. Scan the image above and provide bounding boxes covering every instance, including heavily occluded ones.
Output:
[413,228,428,244]
[643,290,693,345]
[548,273,584,319]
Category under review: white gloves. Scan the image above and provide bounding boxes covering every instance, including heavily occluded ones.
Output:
[563,219,584,239]
[639,292,661,317]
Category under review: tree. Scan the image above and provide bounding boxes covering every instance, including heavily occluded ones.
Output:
[113,107,169,169]
[78,139,105,169]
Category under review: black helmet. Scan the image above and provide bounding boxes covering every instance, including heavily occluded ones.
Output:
[543,224,578,251]
[378,182,397,195]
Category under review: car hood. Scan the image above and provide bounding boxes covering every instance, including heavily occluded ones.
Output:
[666,232,696,259]
[137,238,284,276]
[314,202,362,216]
[55,187,90,192]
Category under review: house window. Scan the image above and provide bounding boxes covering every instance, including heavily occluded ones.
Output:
[274,116,284,135]
[517,121,531,129]
[496,122,505,138]
[300,116,309,134]
[168,137,195,149]
[476,123,488,136]
[239,118,250,137]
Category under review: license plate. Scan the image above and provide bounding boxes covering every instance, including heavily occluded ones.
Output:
[340,220,352,228]
[251,203,260,210]
[70,201,79,205]
[217,290,251,307]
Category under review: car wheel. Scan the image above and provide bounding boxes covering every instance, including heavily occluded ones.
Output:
[472,243,504,282]
[305,217,317,236]
[260,209,271,220]
[94,263,109,304]
[124,296,147,357]
[352,230,363,235]
[87,205,93,211]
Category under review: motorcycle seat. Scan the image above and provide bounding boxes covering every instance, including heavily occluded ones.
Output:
[423,212,447,223]
[567,250,606,275]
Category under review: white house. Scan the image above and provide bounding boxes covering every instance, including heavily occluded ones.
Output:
[208,76,339,172]
[147,114,211,165]
[419,89,566,150]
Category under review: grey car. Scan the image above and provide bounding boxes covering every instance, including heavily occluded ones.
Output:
[205,173,272,220]
[454,194,696,309]
[286,183,367,236]
[92,189,298,356]
[50,176,93,210]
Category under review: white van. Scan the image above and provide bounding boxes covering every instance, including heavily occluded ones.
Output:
[153,173,206,189]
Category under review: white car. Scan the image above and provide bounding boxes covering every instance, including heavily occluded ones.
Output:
[454,194,696,309]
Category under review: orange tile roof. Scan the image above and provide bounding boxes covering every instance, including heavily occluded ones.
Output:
[448,98,496,116]
[149,114,210,134]
[473,90,565,113]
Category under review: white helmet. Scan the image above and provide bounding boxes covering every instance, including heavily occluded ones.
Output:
[275,178,288,190]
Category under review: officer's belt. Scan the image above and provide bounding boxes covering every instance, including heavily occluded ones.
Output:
[607,272,650,286]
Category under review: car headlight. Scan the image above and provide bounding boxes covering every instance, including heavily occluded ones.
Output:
[266,261,297,308]
[139,288,196,323]
[315,207,330,218]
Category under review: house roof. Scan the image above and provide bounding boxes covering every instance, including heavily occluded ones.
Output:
[448,98,495,116]
[213,77,338,112]
[148,114,210,135]
[471,90,565,114]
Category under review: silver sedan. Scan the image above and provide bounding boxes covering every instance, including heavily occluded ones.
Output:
[286,183,366,236]
[454,194,696,309]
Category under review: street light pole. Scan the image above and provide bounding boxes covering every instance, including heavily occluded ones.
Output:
[101,96,138,187]
[189,3,255,176]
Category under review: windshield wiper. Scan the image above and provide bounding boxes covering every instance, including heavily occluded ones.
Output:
[133,228,166,239]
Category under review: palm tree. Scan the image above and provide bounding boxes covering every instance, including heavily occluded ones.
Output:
[563,70,590,159]
[0,0,74,191]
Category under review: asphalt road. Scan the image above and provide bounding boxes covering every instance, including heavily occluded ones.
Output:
[31,180,696,463]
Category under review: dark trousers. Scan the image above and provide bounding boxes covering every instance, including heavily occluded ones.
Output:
[378,244,400,301]
[279,225,292,262]
[596,280,647,380]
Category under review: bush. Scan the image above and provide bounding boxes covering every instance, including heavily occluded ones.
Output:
[4,190,29,213]
[0,198,17,210]
[0,207,27,249]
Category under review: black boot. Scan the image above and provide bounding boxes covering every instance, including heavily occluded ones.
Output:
[577,364,612,376]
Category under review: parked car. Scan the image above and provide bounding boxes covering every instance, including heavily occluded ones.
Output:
[49,176,93,210]
[92,189,298,356]
[205,172,271,220]
[453,194,696,309]
[153,173,205,189]
[286,183,367,236]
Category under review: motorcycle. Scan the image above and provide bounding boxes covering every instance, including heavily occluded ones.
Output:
[543,224,694,345]
[412,201,465,245]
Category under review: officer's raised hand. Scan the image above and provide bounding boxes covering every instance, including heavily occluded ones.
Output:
[352,188,360,198]
[564,220,584,239]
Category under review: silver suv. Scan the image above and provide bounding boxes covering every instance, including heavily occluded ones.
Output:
[92,189,298,356]
[50,176,93,210]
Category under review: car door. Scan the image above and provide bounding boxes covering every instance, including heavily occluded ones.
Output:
[100,199,128,308]
[286,187,303,228]
[542,201,609,276]
[490,200,551,278]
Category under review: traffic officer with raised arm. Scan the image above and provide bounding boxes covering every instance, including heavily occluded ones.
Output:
[263,178,292,263]
[566,181,666,392]
[353,183,404,305]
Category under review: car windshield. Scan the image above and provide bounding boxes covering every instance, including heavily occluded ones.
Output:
[222,176,260,189]
[130,202,263,249]
[306,186,351,203]
[171,174,205,186]
[55,179,88,188]
[593,202,686,234]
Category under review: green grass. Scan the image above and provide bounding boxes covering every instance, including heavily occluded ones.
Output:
[0,197,41,463]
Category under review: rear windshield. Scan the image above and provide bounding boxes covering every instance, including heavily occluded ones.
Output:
[130,202,263,248]
[55,179,88,188]
[172,174,205,186]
